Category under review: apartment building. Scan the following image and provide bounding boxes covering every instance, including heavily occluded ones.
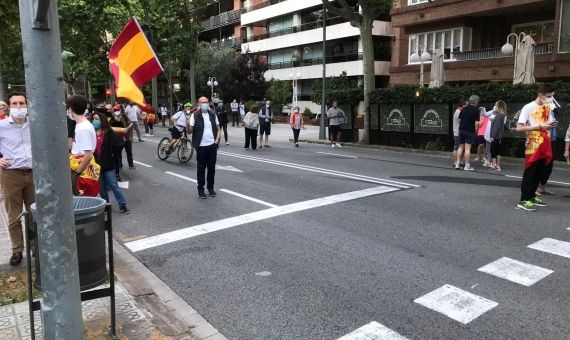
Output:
[390,0,570,85]
[239,0,393,112]
[199,0,250,50]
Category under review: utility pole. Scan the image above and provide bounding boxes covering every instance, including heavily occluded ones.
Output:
[18,0,84,339]
[319,4,327,140]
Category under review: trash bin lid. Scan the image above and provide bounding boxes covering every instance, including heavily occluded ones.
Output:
[31,197,107,216]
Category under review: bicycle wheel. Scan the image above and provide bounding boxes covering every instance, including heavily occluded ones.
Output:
[177,139,193,163]
[158,137,171,160]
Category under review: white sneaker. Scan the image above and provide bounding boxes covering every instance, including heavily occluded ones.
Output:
[454,161,460,170]
[331,144,336,148]
[463,164,474,171]
[482,159,491,167]
[225,142,230,145]
[336,143,342,148]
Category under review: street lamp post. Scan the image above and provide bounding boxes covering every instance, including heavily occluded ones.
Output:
[207,77,218,100]
[288,71,302,109]
[501,32,526,84]
[410,47,432,87]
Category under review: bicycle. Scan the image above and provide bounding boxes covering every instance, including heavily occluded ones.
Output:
[157,130,194,163]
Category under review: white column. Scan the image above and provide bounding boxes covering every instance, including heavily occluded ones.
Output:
[292,13,302,27]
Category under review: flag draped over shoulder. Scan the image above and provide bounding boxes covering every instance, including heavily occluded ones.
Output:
[524,105,553,169]
[108,17,163,106]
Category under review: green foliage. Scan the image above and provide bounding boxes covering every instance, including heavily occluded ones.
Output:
[265,79,290,115]
[369,81,570,104]
[303,107,313,119]
[312,71,361,106]
[0,1,24,88]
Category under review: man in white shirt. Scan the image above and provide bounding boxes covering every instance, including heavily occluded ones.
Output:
[231,99,239,126]
[189,97,221,199]
[125,102,143,142]
[0,92,35,265]
[67,95,97,195]
[166,103,191,153]
[565,124,570,163]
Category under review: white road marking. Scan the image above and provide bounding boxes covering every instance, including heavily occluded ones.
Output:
[567,227,570,231]
[134,160,153,168]
[255,271,272,277]
[505,175,522,179]
[125,186,398,252]
[316,151,358,159]
[219,151,420,189]
[478,257,553,286]
[118,181,129,189]
[414,284,498,324]
[216,165,243,173]
[505,175,570,186]
[337,321,408,340]
[220,189,278,208]
[141,138,159,143]
[528,238,570,259]
[165,171,198,183]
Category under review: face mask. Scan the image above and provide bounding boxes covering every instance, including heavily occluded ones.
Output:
[542,97,553,104]
[10,108,28,119]
[293,110,299,113]
[113,111,121,117]
[201,103,209,111]
[92,119,102,129]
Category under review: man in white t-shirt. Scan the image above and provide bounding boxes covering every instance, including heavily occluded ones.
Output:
[125,103,143,142]
[67,95,97,194]
[565,124,570,162]
[515,83,557,211]
[189,96,221,199]
[165,104,191,153]
[452,100,467,168]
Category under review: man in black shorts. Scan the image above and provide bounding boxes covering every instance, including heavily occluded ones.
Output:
[258,100,273,148]
[455,95,481,171]
[327,101,345,148]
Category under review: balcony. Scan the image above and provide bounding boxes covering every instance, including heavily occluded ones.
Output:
[244,16,349,43]
[452,43,553,62]
[209,37,245,50]
[242,0,289,13]
[269,53,364,70]
[200,9,242,31]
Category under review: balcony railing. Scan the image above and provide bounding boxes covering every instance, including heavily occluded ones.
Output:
[200,9,242,31]
[243,16,350,43]
[452,43,553,62]
[269,53,363,70]
[209,37,245,50]
[242,0,288,13]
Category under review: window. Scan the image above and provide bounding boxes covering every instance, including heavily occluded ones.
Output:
[268,16,294,36]
[408,27,472,63]
[512,21,555,44]
[408,0,429,5]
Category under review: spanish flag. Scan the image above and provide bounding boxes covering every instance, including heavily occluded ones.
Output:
[108,17,163,106]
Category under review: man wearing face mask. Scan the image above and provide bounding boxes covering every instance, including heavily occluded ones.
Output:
[189,97,221,199]
[515,83,558,211]
[109,104,134,180]
[0,92,35,265]
[258,100,273,148]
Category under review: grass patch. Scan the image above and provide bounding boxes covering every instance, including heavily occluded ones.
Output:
[0,268,42,306]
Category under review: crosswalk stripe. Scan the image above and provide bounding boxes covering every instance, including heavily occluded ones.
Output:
[478,257,553,286]
[414,284,498,324]
[528,238,570,259]
[337,321,408,340]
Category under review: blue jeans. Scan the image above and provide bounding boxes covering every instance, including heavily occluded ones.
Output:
[100,170,127,206]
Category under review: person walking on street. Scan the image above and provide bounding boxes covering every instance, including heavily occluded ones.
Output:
[489,101,508,172]
[109,104,135,179]
[515,83,557,211]
[143,104,156,137]
[327,101,345,148]
[231,99,239,126]
[159,104,168,127]
[239,101,246,123]
[91,112,130,214]
[565,124,570,164]
[455,95,481,171]
[475,108,491,167]
[125,102,143,142]
[258,100,273,148]
[0,92,35,265]
[189,97,221,199]
[216,102,229,145]
[290,106,304,147]
[452,100,467,168]
[536,101,560,196]
[243,105,259,150]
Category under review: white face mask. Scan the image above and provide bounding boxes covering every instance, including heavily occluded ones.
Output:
[293,110,299,113]
[542,97,554,105]
[113,111,121,117]
[10,108,27,119]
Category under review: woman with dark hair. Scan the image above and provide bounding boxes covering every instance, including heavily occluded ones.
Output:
[91,112,130,214]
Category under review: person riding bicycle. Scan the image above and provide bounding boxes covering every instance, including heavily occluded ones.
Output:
[166,102,192,154]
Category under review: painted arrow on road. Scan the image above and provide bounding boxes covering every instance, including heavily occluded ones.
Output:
[215,165,243,173]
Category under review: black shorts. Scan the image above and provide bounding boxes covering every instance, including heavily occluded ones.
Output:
[458,130,476,145]
[171,128,184,139]
[476,135,486,146]
[490,140,505,158]
[329,125,341,135]
[259,122,271,135]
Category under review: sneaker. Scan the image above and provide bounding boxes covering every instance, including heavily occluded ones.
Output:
[463,164,474,171]
[473,157,481,162]
[225,142,230,145]
[139,139,144,142]
[331,144,336,148]
[336,143,342,148]
[482,159,491,168]
[295,143,299,147]
[517,200,536,211]
[454,161,460,170]
[197,190,207,199]
[9,252,23,266]
[208,189,217,197]
[531,197,547,207]
[259,145,263,149]
[129,165,136,169]
[119,205,130,214]
[244,147,249,150]
[149,134,154,137]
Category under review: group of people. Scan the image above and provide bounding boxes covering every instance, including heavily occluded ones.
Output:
[453,84,570,211]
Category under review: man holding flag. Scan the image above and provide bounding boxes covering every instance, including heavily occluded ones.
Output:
[516,83,558,211]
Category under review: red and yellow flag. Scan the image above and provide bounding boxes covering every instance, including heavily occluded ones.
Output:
[108,17,163,106]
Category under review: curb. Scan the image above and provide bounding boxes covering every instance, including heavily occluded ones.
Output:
[113,240,227,340]
[294,138,570,171]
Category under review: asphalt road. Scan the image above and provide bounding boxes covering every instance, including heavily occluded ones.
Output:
[112,123,570,340]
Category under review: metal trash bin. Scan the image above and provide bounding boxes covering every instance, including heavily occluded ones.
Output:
[31,196,108,291]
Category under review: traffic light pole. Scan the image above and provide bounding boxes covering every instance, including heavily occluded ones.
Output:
[18,0,84,339]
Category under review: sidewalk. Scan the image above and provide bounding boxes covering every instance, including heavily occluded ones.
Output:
[0,198,226,340]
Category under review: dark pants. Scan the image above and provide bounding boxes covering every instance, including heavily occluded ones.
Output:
[221,124,228,142]
[124,140,134,167]
[520,159,547,201]
[244,128,257,149]
[232,112,239,126]
[196,143,217,191]
[292,128,300,143]
[143,121,149,134]
[115,145,124,177]
[540,141,556,185]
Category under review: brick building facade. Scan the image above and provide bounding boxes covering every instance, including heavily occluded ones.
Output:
[390,0,570,85]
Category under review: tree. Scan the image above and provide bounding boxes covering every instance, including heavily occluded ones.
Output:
[321,0,391,143]
[224,53,269,102]
[312,71,361,107]
[0,1,25,98]
[265,79,290,115]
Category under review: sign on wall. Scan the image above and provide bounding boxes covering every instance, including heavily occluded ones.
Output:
[414,104,449,134]
[380,105,412,132]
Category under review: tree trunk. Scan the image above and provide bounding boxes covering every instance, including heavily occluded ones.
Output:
[190,56,196,105]
[360,16,375,144]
